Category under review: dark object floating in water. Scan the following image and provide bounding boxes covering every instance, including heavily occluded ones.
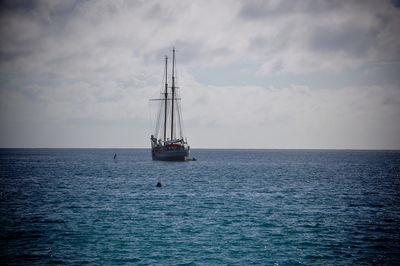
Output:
[156,182,162,187]
[113,153,117,160]
[191,158,196,161]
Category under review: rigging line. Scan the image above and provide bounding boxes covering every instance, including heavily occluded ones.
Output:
[156,97,165,138]
[165,97,171,140]
[174,87,183,138]
[163,55,168,141]
[161,56,167,94]
[147,100,154,135]
[171,48,176,140]
[154,55,169,139]
[154,97,163,138]
[176,99,184,139]
[173,52,184,139]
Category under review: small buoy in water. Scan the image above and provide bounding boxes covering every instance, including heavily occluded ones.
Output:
[156,182,162,187]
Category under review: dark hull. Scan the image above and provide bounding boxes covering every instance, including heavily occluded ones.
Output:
[152,149,189,161]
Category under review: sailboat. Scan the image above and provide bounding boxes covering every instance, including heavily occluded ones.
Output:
[150,48,190,161]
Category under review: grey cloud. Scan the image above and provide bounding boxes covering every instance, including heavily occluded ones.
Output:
[239,0,269,20]
[239,0,345,21]
[146,40,227,66]
[173,41,204,64]
[308,25,378,57]
[0,1,80,75]
[239,0,399,22]
[0,0,36,13]
[145,2,174,23]
[0,0,78,23]
[248,28,291,55]
[240,0,400,73]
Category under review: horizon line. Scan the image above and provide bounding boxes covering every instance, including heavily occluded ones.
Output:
[1,147,399,151]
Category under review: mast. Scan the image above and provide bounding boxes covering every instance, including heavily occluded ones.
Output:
[163,56,168,141]
[170,48,176,140]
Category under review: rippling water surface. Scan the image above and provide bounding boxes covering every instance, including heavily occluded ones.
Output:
[1,149,400,264]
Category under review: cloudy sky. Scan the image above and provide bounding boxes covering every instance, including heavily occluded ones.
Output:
[0,0,399,149]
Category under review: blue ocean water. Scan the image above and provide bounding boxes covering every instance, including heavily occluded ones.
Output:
[0,149,399,265]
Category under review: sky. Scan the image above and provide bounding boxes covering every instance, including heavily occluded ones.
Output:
[0,0,399,149]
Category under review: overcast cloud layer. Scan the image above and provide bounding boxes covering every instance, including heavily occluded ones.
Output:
[0,0,399,149]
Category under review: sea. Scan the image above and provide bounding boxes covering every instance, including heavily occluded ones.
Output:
[0,149,399,265]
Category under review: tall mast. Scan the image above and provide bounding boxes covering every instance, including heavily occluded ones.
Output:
[163,56,168,142]
[170,48,176,140]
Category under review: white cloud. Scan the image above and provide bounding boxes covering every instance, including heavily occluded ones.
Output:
[181,75,400,148]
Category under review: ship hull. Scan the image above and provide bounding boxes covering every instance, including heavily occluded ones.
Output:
[152,149,189,161]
